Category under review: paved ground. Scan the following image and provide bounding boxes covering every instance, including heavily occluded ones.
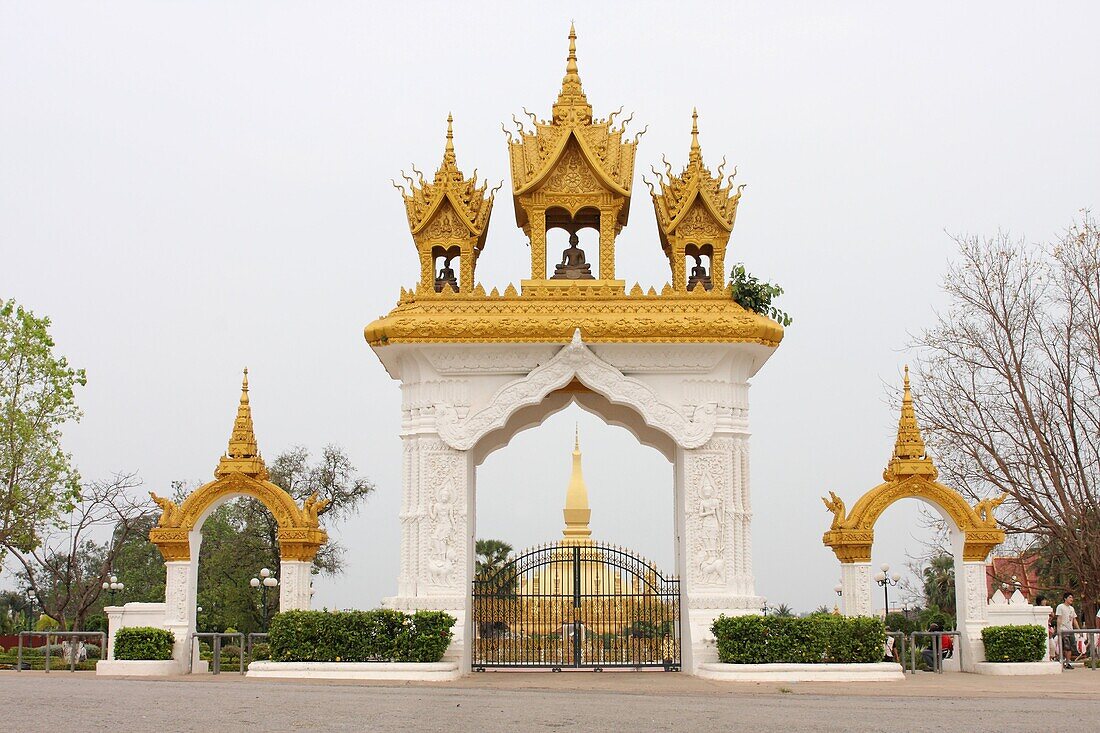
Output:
[1,670,1096,732]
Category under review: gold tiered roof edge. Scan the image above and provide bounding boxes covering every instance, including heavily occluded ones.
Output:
[365,26,784,348]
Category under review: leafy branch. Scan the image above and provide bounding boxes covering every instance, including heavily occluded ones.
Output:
[729,263,792,327]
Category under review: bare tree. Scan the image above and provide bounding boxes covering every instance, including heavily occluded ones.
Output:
[4,472,146,630]
[915,213,1100,624]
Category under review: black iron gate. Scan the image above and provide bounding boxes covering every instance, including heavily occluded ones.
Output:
[472,541,680,670]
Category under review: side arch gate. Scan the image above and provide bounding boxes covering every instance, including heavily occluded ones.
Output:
[472,541,681,671]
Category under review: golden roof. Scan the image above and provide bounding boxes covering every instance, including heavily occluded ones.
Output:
[395,115,495,245]
[365,27,786,349]
[214,368,268,480]
[649,109,744,252]
[506,24,638,227]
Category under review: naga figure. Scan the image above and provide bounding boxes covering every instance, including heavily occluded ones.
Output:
[302,492,331,525]
[974,494,1006,526]
[822,491,846,529]
[149,491,180,527]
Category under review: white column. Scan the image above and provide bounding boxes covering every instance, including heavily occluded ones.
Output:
[840,562,873,617]
[384,435,472,670]
[679,435,759,671]
[955,560,989,671]
[163,560,195,671]
[278,560,314,611]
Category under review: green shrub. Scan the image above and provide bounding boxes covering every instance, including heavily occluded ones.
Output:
[114,627,175,661]
[712,614,886,664]
[269,609,455,663]
[981,625,1046,663]
[250,642,271,661]
[35,615,61,632]
[884,612,917,635]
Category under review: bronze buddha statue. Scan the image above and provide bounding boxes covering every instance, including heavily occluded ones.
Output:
[686,254,712,291]
[551,232,594,280]
[434,256,459,292]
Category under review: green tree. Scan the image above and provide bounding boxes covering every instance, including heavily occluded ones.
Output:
[475,539,514,581]
[772,603,794,618]
[921,554,956,616]
[0,298,86,554]
[8,473,146,630]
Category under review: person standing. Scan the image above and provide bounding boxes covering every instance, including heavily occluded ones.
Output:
[1055,592,1081,669]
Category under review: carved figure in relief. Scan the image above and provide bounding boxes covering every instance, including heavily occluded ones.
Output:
[822,491,846,529]
[426,479,458,584]
[973,494,1006,527]
[149,492,180,527]
[697,549,725,584]
[302,492,331,526]
[698,473,723,548]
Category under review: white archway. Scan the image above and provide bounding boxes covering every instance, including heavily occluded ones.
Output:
[376,331,774,673]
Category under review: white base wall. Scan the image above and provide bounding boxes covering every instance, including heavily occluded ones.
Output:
[246,661,461,681]
[96,659,184,676]
[696,662,905,682]
[973,661,1062,676]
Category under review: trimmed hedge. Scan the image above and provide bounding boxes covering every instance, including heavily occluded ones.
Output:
[981,624,1046,663]
[712,614,886,664]
[269,609,455,663]
[114,627,175,661]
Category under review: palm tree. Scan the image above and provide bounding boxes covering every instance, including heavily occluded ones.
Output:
[475,539,514,581]
[922,553,956,616]
[773,603,795,618]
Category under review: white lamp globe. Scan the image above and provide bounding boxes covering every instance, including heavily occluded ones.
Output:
[890,573,901,583]
[260,568,271,578]
[250,577,261,588]
[263,577,278,587]
[874,571,886,582]
[833,584,843,594]
[102,581,110,590]
[879,563,890,573]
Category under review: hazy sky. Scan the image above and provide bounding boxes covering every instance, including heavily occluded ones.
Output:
[3,2,1098,614]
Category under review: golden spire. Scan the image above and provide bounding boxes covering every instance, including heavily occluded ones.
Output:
[215,368,268,480]
[561,426,593,545]
[884,365,936,480]
[552,22,592,123]
[441,113,457,171]
[689,107,703,167]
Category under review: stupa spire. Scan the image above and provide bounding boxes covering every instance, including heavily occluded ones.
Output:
[215,368,268,479]
[562,426,593,545]
[884,365,936,480]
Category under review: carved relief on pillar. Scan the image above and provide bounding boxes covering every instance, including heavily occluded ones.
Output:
[418,438,468,592]
[684,437,740,590]
[961,562,988,624]
[529,208,546,279]
[164,561,191,625]
[598,206,616,279]
[398,436,420,595]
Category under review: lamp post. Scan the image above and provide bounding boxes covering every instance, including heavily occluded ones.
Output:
[873,563,902,616]
[101,575,125,605]
[250,568,279,631]
[761,597,769,617]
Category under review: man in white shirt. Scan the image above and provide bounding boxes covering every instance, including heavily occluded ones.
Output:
[1055,592,1080,669]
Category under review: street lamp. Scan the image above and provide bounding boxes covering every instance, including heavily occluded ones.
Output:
[873,563,902,615]
[250,568,279,631]
[834,583,843,597]
[761,597,769,617]
[101,575,125,604]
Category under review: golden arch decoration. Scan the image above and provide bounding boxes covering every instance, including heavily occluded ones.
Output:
[149,473,328,563]
[147,369,328,564]
[822,367,1006,564]
[822,475,1006,563]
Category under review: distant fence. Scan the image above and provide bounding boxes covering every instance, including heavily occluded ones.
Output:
[0,634,47,650]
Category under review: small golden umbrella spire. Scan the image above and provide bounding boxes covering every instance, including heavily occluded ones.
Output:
[215,367,268,479]
[553,22,591,122]
[441,113,456,169]
[884,365,936,480]
[689,107,703,167]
